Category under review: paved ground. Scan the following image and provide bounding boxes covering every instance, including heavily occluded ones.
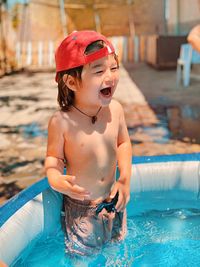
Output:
[124,63,200,155]
[124,63,200,107]
[0,63,200,204]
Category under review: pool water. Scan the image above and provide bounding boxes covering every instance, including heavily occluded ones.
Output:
[12,191,200,267]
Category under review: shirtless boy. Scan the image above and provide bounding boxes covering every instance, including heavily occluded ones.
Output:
[45,30,132,256]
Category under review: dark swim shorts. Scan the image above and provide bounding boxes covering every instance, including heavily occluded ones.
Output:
[63,193,127,256]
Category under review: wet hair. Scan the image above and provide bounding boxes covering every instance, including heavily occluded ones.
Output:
[57,40,119,111]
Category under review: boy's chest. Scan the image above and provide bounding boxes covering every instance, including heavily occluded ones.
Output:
[64,120,118,158]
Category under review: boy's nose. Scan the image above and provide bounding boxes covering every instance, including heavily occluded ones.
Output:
[104,71,114,86]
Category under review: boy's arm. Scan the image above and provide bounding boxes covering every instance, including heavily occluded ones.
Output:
[45,112,65,190]
[45,112,90,200]
[110,102,132,211]
[117,108,132,184]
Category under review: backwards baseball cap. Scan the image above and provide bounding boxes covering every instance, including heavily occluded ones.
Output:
[55,30,115,82]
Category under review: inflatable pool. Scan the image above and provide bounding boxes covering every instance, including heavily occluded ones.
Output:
[0,153,200,266]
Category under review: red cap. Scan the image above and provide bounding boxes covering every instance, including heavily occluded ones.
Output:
[55,30,115,82]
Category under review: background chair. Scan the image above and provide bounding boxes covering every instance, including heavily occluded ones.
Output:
[177,43,200,87]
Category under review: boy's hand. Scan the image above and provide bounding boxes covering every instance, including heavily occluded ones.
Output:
[109,179,130,212]
[59,175,90,201]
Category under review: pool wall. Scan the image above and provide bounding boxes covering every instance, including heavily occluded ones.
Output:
[0,153,200,266]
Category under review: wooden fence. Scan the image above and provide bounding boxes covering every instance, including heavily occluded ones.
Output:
[0,36,148,75]
[15,41,55,68]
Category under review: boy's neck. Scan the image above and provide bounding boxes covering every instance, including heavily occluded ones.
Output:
[74,101,102,116]
[72,105,102,124]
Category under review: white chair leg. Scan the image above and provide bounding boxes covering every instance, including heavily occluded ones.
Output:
[183,63,191,87]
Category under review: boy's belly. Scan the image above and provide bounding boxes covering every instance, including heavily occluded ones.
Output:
[66,157,117,202]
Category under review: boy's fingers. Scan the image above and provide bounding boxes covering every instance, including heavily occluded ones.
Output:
[60,175,76,184]
[60,175,90,196]
[118,203,125,212]
[110,185,118,199]
[116,203,125,212]
[69,184,90,196]
[115,192,124,211]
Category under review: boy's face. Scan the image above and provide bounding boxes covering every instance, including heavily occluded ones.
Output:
[76,54,119,107]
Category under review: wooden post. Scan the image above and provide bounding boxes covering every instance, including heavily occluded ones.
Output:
[16,42,21,67]
[0,2,7,73]
[94,7,101,33]
[128,1,135,62]
[111,37,119,55]
[48,41,54,66]
[134,36,139,63]
[128,36,133,62]
[117,37,123,63]
[59,0,67,36]
[38,41,43,66]
[122,37,128,63]
[139,35,146,62]
[26,41,32,65]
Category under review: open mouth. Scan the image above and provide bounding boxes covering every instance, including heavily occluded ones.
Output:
[100,87,112,97]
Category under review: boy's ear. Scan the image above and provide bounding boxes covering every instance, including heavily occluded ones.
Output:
[63,74,77,92]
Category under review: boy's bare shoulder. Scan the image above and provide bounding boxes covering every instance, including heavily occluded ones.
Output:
[110,99,124,114]
[48,110,70,130]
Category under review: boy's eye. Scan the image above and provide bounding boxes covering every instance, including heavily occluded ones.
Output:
[94,70,104,74]
[93,66,119,74]
[111,66,119,71]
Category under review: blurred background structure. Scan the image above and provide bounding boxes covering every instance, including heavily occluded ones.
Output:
[1,0,200,74]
